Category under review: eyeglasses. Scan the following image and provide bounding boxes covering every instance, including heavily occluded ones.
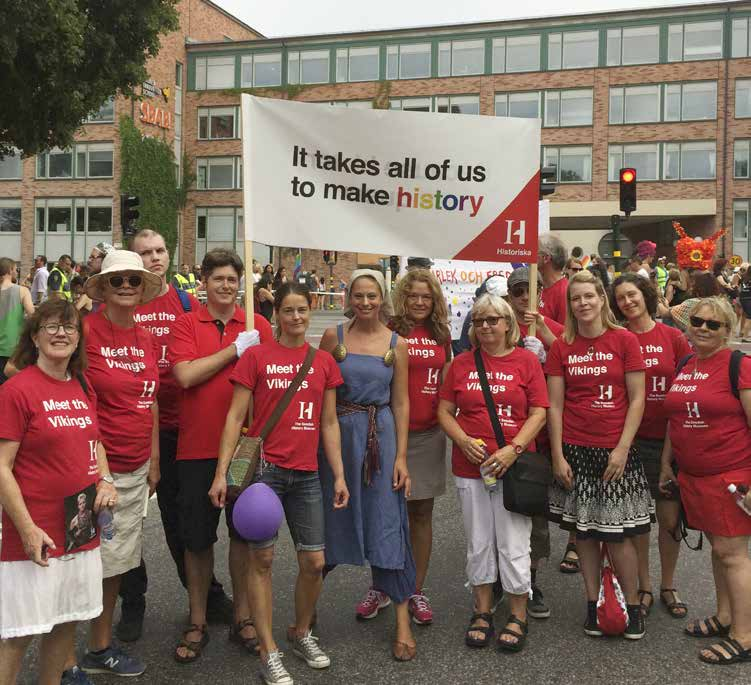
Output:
[472,316,505,327]
[569,267,583,272]
[108,274,142,288]
[689,315,724,331]
[407,294,433,303]
[509,285,529,298]
[42,323,78,336]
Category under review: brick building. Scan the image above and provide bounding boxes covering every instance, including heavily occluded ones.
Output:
[7,2,751,277]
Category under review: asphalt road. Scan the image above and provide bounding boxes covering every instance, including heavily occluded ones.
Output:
[18,457,749,685]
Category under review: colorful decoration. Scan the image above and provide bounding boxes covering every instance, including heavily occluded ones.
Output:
[635,240,656,259]
[673,221,726,271]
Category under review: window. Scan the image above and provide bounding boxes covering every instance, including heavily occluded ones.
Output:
[542,146,592,183]
[492,35,540,73]
[198,107,239,139]
[668,21,723,62]
[737,80,751,118]
[195,56,236,90]
[86,97,115,123]
[608,144,659,181]
[438,40,484,77]
[174,62,183,174]
[78,144,114,178]
[386,43,431,80]
[733,200,751,258]
[735,140,751,178]
[495,92,541,119]
[34,198,113,261]
[0,149,22,179]
[733,18,750,58]
[664,81,717,121]
[240,53,282,87]
[607,26,660,66]
[196,157,242,189]
[0,200,21,261]
[609,85,660,124]
[544,89,593,127]
[548,30,598,70]
[436,95,480,115]
[331,100,374,109]
[389,98,431,112]
[195,207,243,261]
[287,50,330,85]
[37,148,72,178]
[663,141,716,180]
[336,46,379,82]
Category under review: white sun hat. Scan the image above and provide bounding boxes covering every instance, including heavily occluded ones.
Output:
[85,250,162,304]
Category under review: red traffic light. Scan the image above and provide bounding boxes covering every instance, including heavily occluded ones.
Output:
[620,168,636,183]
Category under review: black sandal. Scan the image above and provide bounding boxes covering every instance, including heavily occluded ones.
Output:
[559,542,580,574]
[174,623,209,664]
[638,589,654,617]
[660,588,688,619]
[229,618,259,654]
[497,614,528,653]
[699,637,751,665]
[684,615,730,638]
[465,612,494,648]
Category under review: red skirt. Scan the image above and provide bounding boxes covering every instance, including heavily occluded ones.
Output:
[678,468,751,537]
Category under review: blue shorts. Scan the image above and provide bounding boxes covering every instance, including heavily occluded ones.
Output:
[249,461,325,552]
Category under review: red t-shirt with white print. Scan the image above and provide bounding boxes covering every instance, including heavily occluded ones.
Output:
[539,277,568,325]
[0,366,101,561]
[545,328,645,449]
[230,341,343,471]
[518,315,564,352]
[404,325,448,432]
[439,347,549,479]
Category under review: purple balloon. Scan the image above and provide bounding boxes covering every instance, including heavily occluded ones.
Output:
[232,483,284,542]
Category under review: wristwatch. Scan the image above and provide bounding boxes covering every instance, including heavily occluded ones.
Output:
[99,474,115,485]
[511,442,524,455]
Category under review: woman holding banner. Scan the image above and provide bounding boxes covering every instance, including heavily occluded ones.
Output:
[388,268,451,625]
[318,269,417,662]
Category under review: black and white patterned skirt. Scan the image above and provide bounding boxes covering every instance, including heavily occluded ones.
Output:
[548,443,655,542]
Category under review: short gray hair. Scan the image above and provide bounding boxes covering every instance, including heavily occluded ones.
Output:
[539,234,568,270]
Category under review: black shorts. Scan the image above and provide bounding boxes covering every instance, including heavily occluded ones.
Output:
[177,459,240,552]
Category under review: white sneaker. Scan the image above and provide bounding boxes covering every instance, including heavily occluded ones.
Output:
[260,650,293,685]
[292,630,331,669]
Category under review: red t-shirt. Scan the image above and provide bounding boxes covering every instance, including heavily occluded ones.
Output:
[439,347,549,479]
[0,366,101,561]
[84,311,160,473]
[539,277,568,325]
[230,341,343,471]
[545,328,646,449]
[518,315,564,352]
[404,325,448,432]
[633,323,692,440]
[169,305,273,461]
[135,287,199,430]
[665,348,751,476]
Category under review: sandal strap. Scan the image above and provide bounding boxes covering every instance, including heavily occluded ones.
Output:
[183,623,207,637]
[498,627,524,639]
[236,618,254,630]
[721,638,744,656]
[470,612,494,624]
[505,614,528,632]
[565,542,578,553]
[705,616,722,633]
[638,589,653,598]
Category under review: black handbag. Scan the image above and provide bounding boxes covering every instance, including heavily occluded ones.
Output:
[474,348,552,516]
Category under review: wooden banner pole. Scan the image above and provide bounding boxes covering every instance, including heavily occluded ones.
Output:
[528,263,538,338]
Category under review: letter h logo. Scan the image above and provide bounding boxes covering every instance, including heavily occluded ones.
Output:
[504,219,526,245]
[298,401,314,420]
[686,402,701,419]
[426,368,440,385]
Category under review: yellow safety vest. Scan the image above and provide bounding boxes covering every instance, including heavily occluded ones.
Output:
[173,273,197,296]
[48,266,71,301]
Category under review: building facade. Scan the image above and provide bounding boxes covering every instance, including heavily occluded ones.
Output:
[7,2,751,276]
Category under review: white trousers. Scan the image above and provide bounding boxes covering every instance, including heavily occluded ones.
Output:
[455,476,532,595]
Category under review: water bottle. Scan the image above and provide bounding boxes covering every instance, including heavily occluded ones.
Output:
[97,507,116,541]
[727,484,751,516]
[477,439,497,493]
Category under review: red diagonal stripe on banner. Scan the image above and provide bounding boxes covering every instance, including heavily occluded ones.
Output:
[453,171,540,263]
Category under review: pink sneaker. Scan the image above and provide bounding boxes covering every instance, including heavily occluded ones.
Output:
[356,588,391,620]
[409,592,433,625]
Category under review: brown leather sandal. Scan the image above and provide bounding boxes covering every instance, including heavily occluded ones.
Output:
[174,623,209,664]
[392,640,417,661]
[229,618,259,654]
[660,588,688,619]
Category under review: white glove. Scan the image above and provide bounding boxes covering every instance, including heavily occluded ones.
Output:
[523,336,546,365]
[234,330,261,358]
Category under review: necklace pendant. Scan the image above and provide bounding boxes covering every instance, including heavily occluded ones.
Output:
[332,344,347,362]
[383,348,396,367]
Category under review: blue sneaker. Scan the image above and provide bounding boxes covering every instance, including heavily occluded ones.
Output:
[61,666,94,685]
[81,645,146,677]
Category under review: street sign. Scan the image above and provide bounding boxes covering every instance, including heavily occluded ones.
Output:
[598,231,633,260]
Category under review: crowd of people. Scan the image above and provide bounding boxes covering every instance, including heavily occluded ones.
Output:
[1,230,751,685]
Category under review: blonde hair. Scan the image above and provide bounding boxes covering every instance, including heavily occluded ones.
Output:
[468,294,520,349]
[563,270,621,344]
[689,297,737,342]
[390,268,451,345]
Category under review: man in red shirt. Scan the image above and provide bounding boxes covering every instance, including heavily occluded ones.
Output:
[537,234,569,326]
[170,249,272,662]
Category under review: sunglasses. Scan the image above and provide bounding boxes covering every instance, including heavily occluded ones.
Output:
[689,315,724,331]
[472,316,505,327]
[509,285,529,298]
[108,274,142,288]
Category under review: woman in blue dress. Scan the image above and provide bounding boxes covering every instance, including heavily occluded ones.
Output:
[318,268,416,661]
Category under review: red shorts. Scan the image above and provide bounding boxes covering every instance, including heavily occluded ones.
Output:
[678,468,751,537]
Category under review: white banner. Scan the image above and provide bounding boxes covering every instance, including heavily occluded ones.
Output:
[242,95,541,263]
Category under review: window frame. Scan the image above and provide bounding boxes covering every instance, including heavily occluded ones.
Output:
[36,143,113,180]
[0,148,23,180]
[541,146,593,184]
[734,139,751,179]
[606,25,660,66]
[385,43,432,80]
[736,79,751,118]
[240,52,283,88]
[667,20,724,62]
[544,88,593,127]
[336,45,380,83]
[196,156,243,190]
[663,140,716,180]
[288,49,331,85]
[194,55,237,90]
[85,96,115,124]
[607,143,660,182]
[197,106,240,140]
[438,39,485,77]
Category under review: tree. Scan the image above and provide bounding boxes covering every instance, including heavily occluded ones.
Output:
[0,0,179,157]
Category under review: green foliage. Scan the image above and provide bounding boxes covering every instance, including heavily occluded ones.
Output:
[119,116,178,258]
[372,80,392,109]
[176,151,195,210]
[0,0,179,156]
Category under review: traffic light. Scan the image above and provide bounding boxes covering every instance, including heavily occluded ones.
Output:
[619,168,637,216]
[120,194,140,237]
[539,166,556,199]
[323,250,330,264]
[389,255,400,274]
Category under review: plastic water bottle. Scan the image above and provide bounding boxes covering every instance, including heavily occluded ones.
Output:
[727,484,751,516]
[477,439,497,493]
[97,508,116,541]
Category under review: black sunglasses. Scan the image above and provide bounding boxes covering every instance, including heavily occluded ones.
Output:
[689,315,724,331]
[108,274,142,288]
[472,316,505,327]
